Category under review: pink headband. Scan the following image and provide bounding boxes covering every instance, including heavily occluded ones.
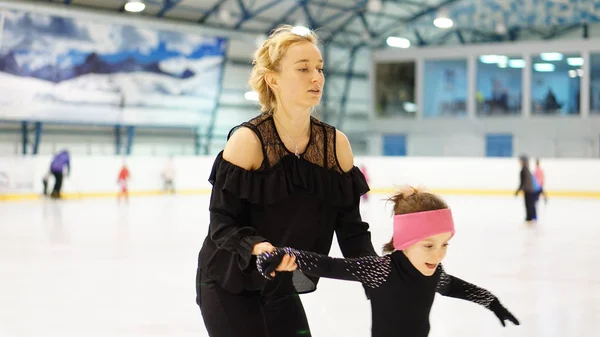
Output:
[393,209,455,251]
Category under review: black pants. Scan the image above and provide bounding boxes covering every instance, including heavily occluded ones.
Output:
[51,172,63,198]
[524,192,537,221]
[197,279,311,337]
[43,178,48,195]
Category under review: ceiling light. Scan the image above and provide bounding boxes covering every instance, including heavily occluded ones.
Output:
[244,91,259,102]
[124,1,145,13]
[540,52,563,61]
[403,102,417,113]
[255,34,267,48]
[433,17,453,29]
[291,26,311,36]
[386,37,410,48]
[495,22,507,35]
[508,59,526,68]
[534,63,555,72]
[567,57,584,66]
[569,70,577,78]
[218,8,232,23]
[479,55,507,64]
[367,0,382,12]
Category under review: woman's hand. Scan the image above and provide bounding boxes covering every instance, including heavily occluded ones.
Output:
[255,247,298,279]
[252,242,275,255]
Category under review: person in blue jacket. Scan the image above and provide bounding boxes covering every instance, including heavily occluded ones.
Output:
[49,150,70,199]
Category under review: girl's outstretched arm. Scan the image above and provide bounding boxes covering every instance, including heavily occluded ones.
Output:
[257,247,391,289]
[436,265,520,327]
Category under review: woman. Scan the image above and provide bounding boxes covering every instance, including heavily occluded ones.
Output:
[195,25,376,337]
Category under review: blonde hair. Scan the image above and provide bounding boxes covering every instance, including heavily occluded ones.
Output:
[382,186,449,254]
[249,25,320,113]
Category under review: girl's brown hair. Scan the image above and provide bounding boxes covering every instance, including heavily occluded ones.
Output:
[382,186,449,254]
[248,25,320,113]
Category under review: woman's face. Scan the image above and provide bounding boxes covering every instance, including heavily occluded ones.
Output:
[269,41,325,110]
[402,232,453,276]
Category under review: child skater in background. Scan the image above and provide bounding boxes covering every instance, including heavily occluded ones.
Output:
[257,187,519,337]
[534,158,548,204]
[117,162,130,203]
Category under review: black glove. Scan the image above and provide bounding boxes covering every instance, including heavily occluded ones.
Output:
[256,249,284,280]
[489,299,520,327]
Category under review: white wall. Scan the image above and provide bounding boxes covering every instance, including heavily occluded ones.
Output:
[368,117,600,157]
[1,155,598,198]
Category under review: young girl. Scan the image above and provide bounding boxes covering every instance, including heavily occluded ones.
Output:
[117,163,130,203]
[257,187,519,337]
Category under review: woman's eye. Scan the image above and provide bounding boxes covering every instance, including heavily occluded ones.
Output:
[317,68,324,73]
[424,245,433,249]
[299,68,308,72]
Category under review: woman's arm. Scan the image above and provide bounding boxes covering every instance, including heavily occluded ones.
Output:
[208,127,271,272]
[257,247,391,289]
[334,130,377,258]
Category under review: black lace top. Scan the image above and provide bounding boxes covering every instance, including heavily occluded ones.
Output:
[196,113,377,296]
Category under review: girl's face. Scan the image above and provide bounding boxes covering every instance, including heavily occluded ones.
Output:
[268,41,325,110]
[402,232,453,276]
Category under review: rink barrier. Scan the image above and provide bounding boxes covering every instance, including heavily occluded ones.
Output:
[2,188,600,202]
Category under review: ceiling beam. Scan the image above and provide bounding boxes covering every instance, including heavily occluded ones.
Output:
[157,0,181,18]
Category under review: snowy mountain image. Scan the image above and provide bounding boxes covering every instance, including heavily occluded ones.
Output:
[0,9,226,126]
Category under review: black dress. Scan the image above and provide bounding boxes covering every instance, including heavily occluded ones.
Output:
[195,113,377,336]
[257,247,520,337]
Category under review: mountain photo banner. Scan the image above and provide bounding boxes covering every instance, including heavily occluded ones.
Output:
[0,9,227,126]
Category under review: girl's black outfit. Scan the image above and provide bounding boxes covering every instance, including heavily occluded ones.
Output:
[258,247,520,337]
[195,113,377,337]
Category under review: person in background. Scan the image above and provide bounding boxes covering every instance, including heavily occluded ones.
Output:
[49,150,70,199]
[162,156,176,194]
[117,162,131,203]
[515,155,536,223]
[534,158,548,204]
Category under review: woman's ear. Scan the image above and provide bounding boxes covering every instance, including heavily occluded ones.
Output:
[265,72,278,91]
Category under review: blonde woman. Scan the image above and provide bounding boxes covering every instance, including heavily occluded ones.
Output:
[195,25,376,337]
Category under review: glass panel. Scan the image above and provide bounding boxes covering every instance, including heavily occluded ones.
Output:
[423,59,467,118]
[374,61,416,117]
[531,52,581,115]
[476,55,523,116]
[485,134,513,157]
[383,134,407,156]
[591,53,600,115]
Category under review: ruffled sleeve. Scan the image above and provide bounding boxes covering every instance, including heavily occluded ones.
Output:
[207,152,267,272]
[209,151,370,207]
[334,167,377,259]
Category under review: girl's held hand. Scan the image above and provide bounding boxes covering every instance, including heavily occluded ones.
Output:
[272,254,297,277]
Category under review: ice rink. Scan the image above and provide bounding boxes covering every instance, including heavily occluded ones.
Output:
[1,193,599,337]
